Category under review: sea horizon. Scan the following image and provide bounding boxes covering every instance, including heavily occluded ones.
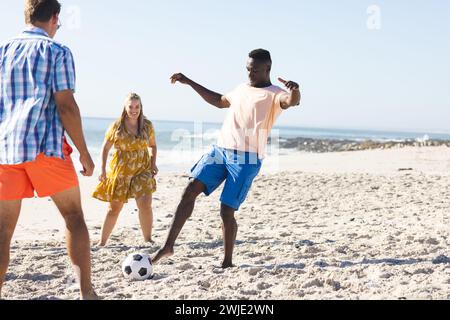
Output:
[82,116,450,141]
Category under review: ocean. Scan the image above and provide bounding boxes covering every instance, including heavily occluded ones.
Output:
[76,117,450,173]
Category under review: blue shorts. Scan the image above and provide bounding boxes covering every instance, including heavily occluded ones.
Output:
[190,146,263,210]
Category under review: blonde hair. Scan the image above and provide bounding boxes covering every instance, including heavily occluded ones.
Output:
[114,93,149,140]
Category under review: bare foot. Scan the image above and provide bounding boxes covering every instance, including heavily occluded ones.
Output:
[81,289,100,300]
[145,238,155,244]
[96,240,107,247]
[90,239,102,247]
[152,246,174,264]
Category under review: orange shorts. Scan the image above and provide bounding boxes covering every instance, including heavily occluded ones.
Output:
[0,141,79,201]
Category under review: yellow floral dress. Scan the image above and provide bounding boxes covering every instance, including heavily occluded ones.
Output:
[92,119,157,203]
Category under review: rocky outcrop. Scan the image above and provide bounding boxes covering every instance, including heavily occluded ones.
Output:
[272,137,450,153]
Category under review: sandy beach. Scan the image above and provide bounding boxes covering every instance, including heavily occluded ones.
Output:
[3,146,450,300]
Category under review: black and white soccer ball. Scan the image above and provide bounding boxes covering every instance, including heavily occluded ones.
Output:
[121,253,153,281]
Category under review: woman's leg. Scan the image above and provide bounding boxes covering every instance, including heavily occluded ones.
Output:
[136,195,153,243]
[98,201,124,246]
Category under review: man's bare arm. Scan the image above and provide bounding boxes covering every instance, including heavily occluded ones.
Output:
[54,89,94,176]
[170,73,230,109]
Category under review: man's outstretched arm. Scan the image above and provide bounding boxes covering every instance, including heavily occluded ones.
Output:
[278,77,301,110]
[170,73,230,109]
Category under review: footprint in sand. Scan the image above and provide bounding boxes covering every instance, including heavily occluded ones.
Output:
[198,280,211,289]
[248,267,263,276]
[51,263,67,271]
[426,238,439,245]
[239,289,258,296]
[412,268,434,275]
[257,282,272,290]
[302,279,324,289]
[177,263,195,271]
[326,279,341,291]
[212,268,225,274]
[244,252,263,258]
[295,240,315,248]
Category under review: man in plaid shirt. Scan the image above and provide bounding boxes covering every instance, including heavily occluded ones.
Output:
[0,0,97,299]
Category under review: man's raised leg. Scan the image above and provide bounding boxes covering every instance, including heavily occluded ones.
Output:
[152,179,205,264]
[0,200,21,299]
[51,187,98,300]
[220,203,237,268]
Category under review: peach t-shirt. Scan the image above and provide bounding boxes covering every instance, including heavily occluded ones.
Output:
[217,83,288,159]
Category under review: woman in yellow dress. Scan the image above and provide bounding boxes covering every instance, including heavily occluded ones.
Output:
[92,93,158,246]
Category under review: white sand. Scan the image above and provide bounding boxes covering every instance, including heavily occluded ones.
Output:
[3,146,450,300]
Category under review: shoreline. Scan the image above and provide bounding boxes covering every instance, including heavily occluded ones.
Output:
[80,140,450,174]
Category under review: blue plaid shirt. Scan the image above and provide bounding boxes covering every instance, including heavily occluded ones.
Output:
[0,27,76,164]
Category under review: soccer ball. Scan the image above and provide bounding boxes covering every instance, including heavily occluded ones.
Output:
[121,253,153,281]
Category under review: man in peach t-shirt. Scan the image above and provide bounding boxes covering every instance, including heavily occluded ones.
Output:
[153,49,301,268]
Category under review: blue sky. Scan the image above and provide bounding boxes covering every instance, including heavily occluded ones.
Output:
[1,0,449,132]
